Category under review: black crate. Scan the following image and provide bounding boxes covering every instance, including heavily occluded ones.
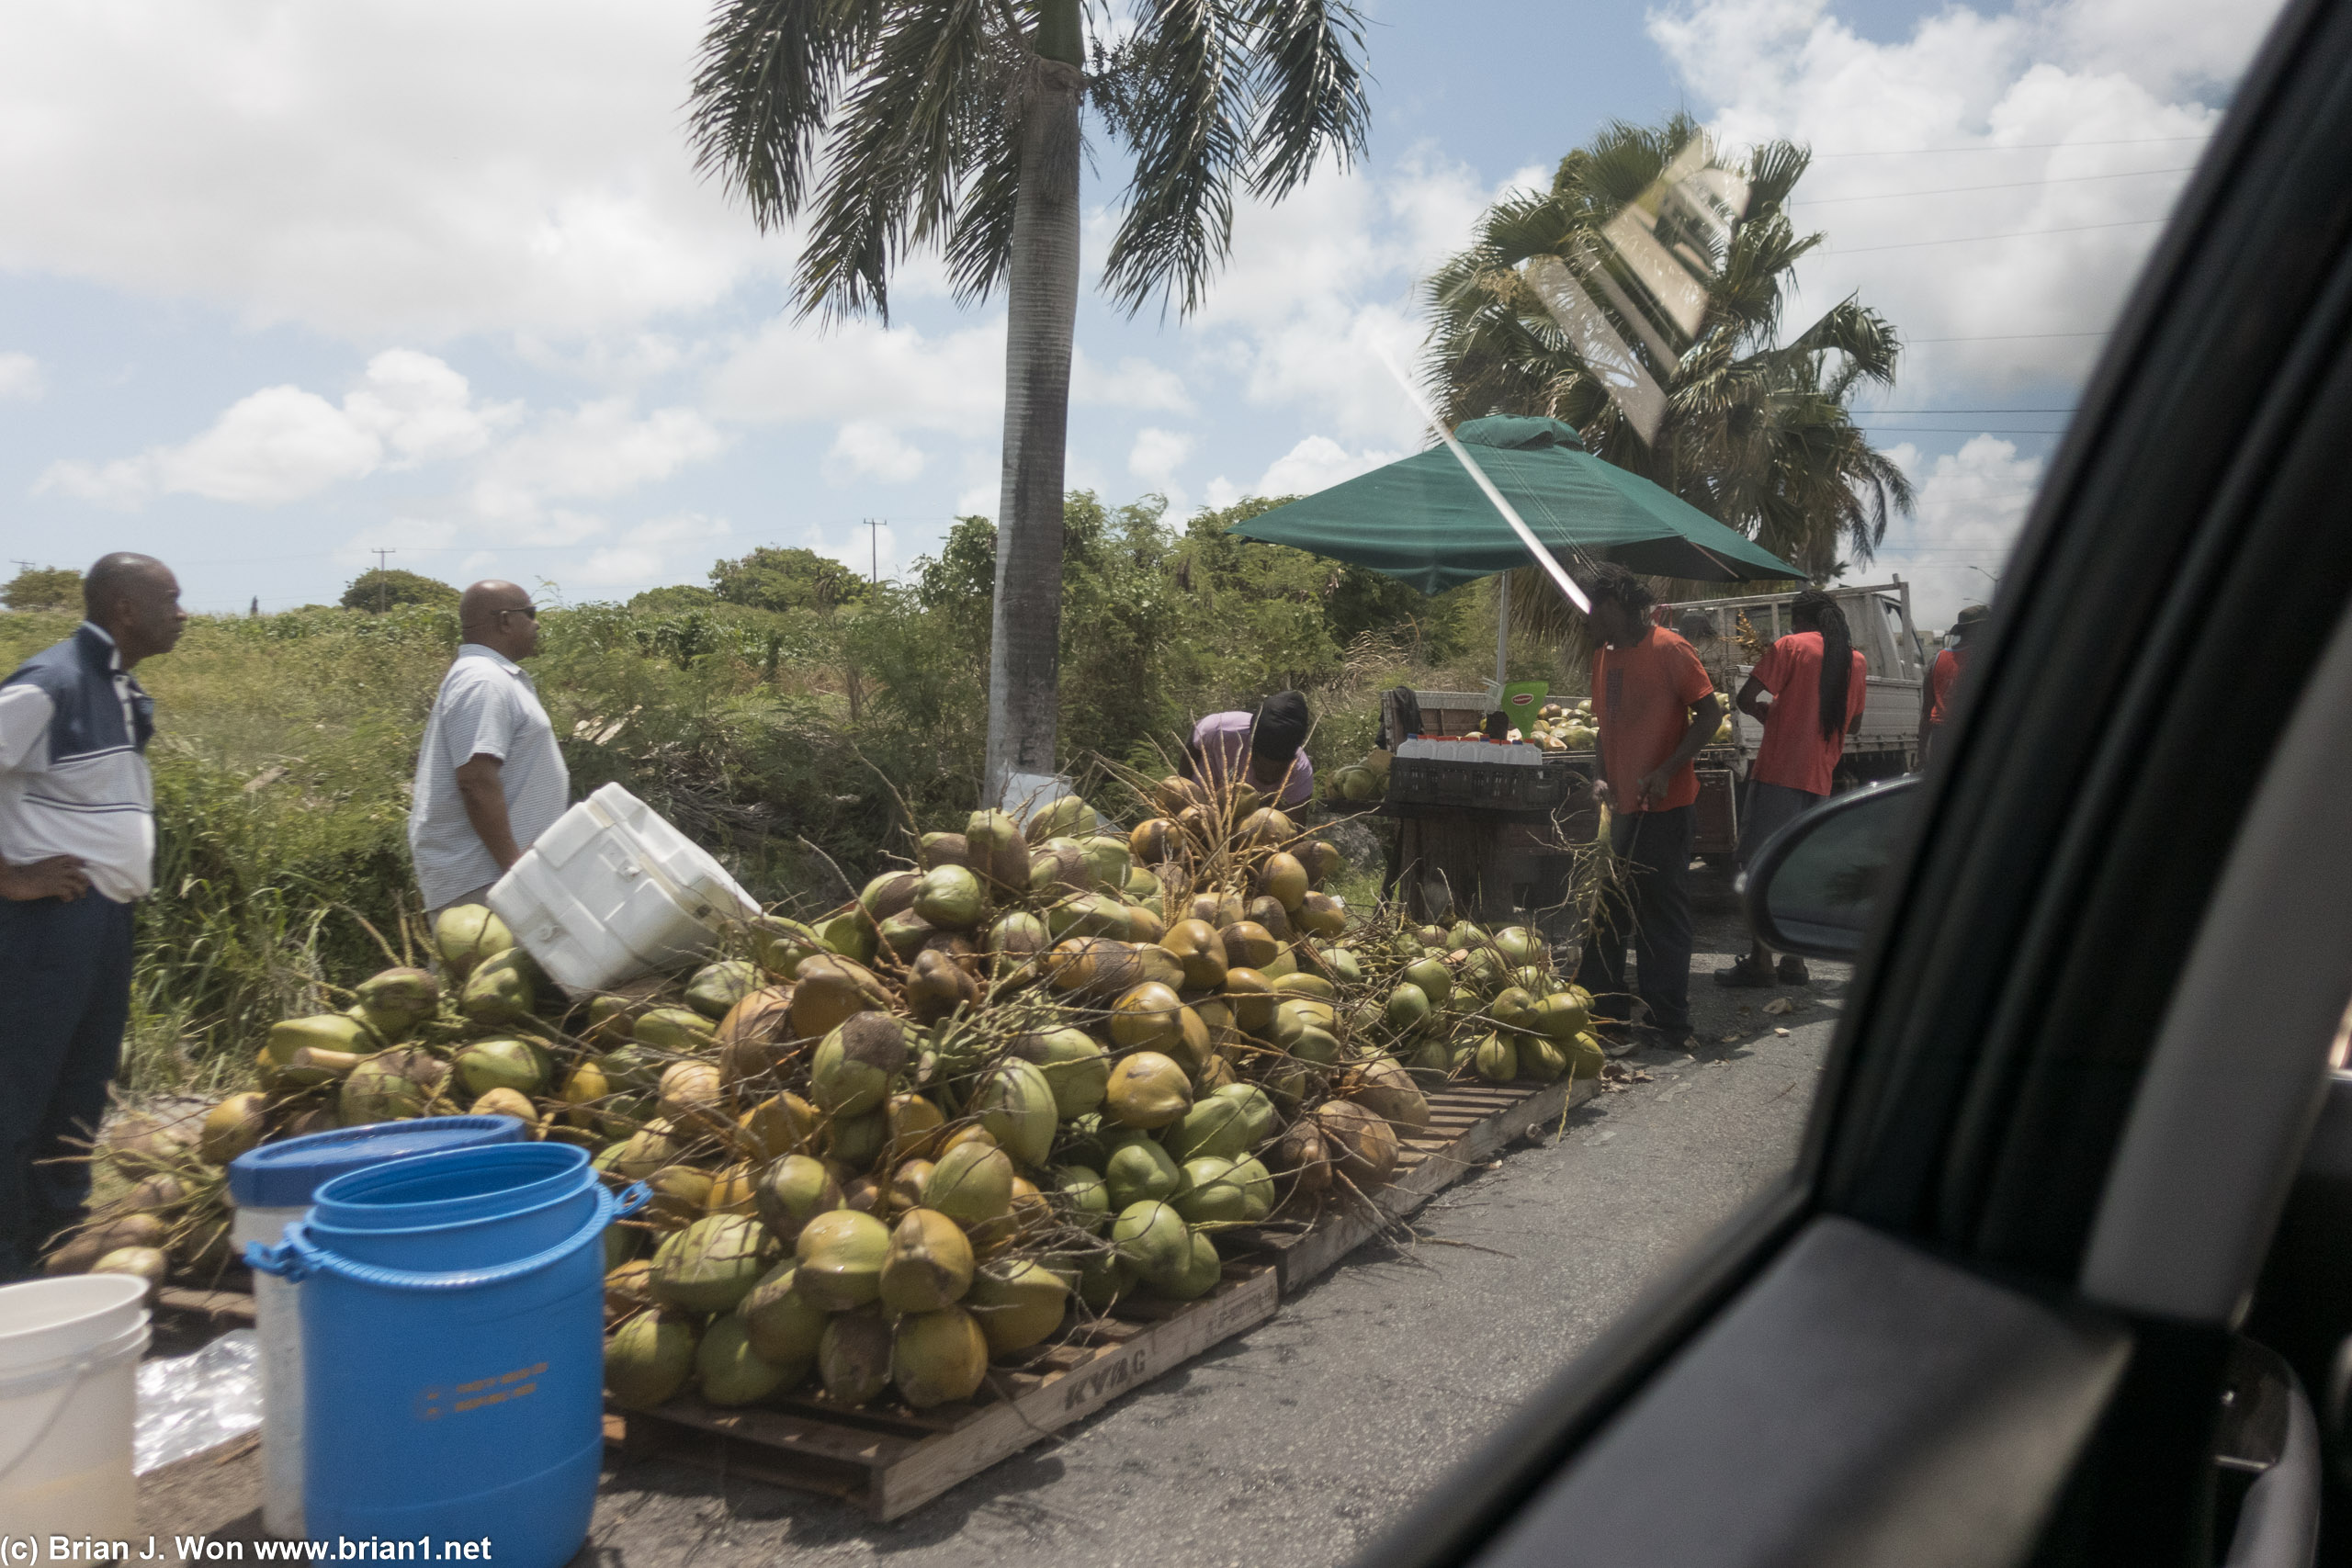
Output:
[1388,754,1577,811]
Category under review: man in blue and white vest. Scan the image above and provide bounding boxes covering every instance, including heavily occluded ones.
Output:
[0,553,185,1279]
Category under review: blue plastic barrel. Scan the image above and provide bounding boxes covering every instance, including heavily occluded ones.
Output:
[247,1145,647,1568]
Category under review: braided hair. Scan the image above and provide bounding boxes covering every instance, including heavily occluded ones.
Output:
[1790,589,1854,743]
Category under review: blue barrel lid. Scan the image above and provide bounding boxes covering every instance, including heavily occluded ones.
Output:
[227,1115,526,1208]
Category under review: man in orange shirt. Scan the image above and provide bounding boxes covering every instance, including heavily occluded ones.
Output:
[1917,603,1987,764]
[1717,589,1868,988]
[1574,565,1724,1051]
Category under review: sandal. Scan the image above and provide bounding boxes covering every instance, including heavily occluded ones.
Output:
[1713,956,1775,988]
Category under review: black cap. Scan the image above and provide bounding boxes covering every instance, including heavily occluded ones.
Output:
[1251,691,1311,761]
[1952,603,1991,629]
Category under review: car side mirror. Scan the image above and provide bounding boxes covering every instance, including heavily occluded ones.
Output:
[1738,776,1921,959]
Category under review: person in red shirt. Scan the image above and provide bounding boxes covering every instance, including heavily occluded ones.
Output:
[1716,589,1868,988]
[1573,565,1724,1051]
[1917,602,1988,764]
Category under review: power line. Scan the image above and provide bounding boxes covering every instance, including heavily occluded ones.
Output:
[1821,216,2167,254]
[1792,165,2195,205]
[1906,330,2113,343]
[1806,134,2211,159]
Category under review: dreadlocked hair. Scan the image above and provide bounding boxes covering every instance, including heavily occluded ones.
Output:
[1791,589,1854,744]
[1577,561,1654,615]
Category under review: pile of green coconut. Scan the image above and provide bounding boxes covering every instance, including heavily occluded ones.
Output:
[60,772,1602,1416]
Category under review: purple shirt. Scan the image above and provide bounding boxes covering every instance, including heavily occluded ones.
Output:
[1189,711,1314,807]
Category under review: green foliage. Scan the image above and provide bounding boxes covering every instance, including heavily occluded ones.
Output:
[339,568,459,614]
[8,491,1503,1091]
[3,566,82,613]
[710,546,871,613]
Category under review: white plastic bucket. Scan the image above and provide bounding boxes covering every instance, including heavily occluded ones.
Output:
[0,1275,151,1534]
[232,1203,307,1538]
[490,783,756,995]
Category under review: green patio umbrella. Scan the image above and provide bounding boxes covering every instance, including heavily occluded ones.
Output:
[1230,414,1803,592]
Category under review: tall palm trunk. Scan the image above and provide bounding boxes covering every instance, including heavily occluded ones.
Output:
[983,10,1085,802]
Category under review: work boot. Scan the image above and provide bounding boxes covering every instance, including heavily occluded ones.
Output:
[1777,955,1810,986]
[1714,955,1773,987]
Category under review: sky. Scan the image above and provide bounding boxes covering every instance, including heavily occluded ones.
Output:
[0,0,2285,628]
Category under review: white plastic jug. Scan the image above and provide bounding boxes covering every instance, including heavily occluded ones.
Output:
[490,782,758,995]
[0,1275,151,1534]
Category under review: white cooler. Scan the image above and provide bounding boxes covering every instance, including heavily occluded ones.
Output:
[490,782,759,994]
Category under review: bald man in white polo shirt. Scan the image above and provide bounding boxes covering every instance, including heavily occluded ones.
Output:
[408,581,571,914]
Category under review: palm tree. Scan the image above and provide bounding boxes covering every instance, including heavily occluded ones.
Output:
[688,0,1371,798]
[1425,113,1913,606]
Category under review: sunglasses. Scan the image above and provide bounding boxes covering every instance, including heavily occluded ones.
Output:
[501,604,539,620]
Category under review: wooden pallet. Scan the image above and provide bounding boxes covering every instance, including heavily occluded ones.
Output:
[609,1259,1278,1519]
[1236,1074,1599,1293]
[156,1284,258,1328]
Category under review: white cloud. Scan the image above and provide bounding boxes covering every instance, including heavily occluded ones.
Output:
[0,1,767,340]
[37,350,513,506]
[1872,434,2043,626]
[469,400,726,522]
[707,317,1006,439]
[1074,352,1193,413]
[1128,427,1195,483]
[1246,434,1404,500]
[0,352,41,401]
[577,512,733,587]
[823,423,929,486]
[1651,0,2250,398]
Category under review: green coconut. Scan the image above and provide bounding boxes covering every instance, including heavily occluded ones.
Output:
[969,1058,1057,1167]
[925,1142,1015,1231]
[859,870,922,922]
[684,960,761,1020]
[339,1048,449,1126]
[1150,1230,1224,1301]
[88,1246,166,1303]
[1402,956,1453,1010]
[1025,795,1095,843]
[264,1013,374,1068]
[1324,945,1364,986]
[453,1037,547,1100]
[696,1313,794,1406]
[751,915,826,979]
[986,910,1051,975]
[1567,1032,1606,1079]
[818,1310,894,1405]
[794,1209,891,1310]
[198,1092,269,1164]
[1171,1158,1251,1224]
[809,1013,909,1118]
[1080,835,1132,892]
[594,1042,667,1093]
[1105,1051,1192,1130]
[876,909,937,961]
[1490,986,1538,1033]
[967,1261,1070,1354]
[1530,991,1591,1041]
[754,1154,842,1245]
[1228,1157,1275,1221]
[826,1110,888,1171]
[433,904,513,981]
[738,1263,830,1373]
[459,949,539,1025]
[605,1311,697,1409]
[610,1120,680,1180]
[879,1208,975,1313]
[1521,1034,1568,1082]
[1053,1165,1111,1227]
[653,1214,775,1314]
[1102,1131,1183,1210]
[1111,1201,1193,1288]
[350,967,441,1042]
[1014,1027,1111,1118]
[1474,1031,1520,1084]
[815,906,878,964]
[911,864,987,931]
[1165,1082,1274,1163]
[632,1006,715,1053]
[892,1307,990,1409]
[1078,1249,1131,1311]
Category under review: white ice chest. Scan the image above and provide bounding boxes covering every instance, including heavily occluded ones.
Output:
[490,782,759,995]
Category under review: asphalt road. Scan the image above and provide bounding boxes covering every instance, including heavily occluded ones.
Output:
[139,883,1843,1567]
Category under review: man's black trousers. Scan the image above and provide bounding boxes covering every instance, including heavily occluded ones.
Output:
[1575,805,1696,1039]
[1,893,132,1279]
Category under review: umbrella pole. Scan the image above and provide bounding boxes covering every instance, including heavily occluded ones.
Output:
[1495,576,1510,693]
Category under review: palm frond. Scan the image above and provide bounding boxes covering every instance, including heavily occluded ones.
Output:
[1242,0,1372,199]
[1096,1,1250,317]
[685,0,883,233]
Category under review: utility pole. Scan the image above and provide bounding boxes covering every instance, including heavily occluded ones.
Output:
[862,519,884,585]
[371,547,396,613]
